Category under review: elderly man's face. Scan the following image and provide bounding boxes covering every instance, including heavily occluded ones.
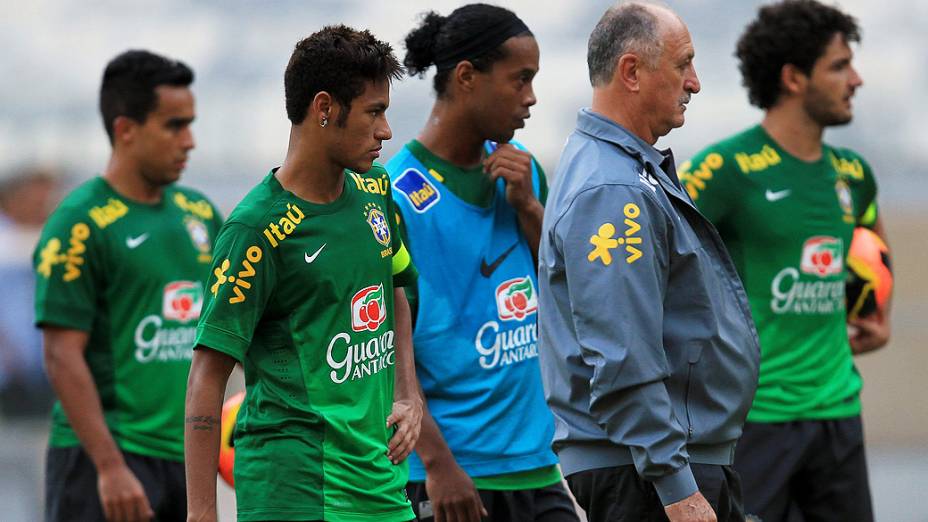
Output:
[639,19,700,140]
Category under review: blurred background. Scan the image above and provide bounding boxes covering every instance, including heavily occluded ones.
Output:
[1,0,925,520]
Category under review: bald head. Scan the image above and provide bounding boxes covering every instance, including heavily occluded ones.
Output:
[587,2,684,86]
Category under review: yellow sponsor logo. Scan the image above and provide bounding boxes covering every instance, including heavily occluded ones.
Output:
[734,145,781,174]
[37,238,67,278]
[830,153,864,180]
[588,203,643,266]
[679,153,723,201]
[211,245,263,304]
[262,203,305,248]
[174,193,214,220]
[349,172,389,196]
[63,223,91,282]
[88,198,128,229]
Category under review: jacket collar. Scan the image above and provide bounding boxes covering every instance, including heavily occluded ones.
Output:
[575,108,666,167]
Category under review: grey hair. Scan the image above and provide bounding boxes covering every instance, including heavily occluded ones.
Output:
[587,2,664,87]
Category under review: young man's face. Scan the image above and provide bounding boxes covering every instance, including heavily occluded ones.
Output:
[130,85,196,186]
[329,80,392,173]
[471,35,539,143]
[802,33,863,127]
[638,19,701,141]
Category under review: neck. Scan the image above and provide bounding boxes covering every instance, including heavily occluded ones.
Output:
[103,152,164,204]
[417,102,486,168]
[275,126,345,204]
[591,88,657,145]
[762,101,824,161]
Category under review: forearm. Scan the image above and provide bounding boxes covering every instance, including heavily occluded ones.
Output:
[415,395,456,470]
[515,199,544,265]
[45,350,124,472]
[185,349,235,518]
[392,288,419,401]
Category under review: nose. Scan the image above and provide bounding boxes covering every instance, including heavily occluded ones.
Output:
[376,116,392,142]
[524,83,537,108]
[685,65,701,94]
[849,65,863,89]
[181,127,195,151]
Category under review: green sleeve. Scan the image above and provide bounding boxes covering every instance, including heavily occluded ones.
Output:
[194,223,277,362]
[678,147,737,225]
[533,158,549,205]
[33,206,105,331]
[856,155,878,228]
[386,179,417,289]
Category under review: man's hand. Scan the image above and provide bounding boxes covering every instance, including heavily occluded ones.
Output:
[424,457,488,522]
[664,491,716,522]
[848,308,890,355]
[98,462,154,522]
[386,397,423,464]
[484,144,538,213]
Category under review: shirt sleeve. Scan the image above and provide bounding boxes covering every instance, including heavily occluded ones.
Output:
[553,183,697,505]
[533,158,549,205]
[33,206,104,331]
[855,155,879,228]
[386,177,417,288]
[194,223,277,362]
[678,147,736,225]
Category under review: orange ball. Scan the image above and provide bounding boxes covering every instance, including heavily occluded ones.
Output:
[846,227,893,320]
[218,391,244,487]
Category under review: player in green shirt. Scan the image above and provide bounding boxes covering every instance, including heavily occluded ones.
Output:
[35,50,221,521]
[184,26,422,522]
[679,2,890,521]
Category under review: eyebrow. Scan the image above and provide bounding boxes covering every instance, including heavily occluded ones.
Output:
[167,116,194,126]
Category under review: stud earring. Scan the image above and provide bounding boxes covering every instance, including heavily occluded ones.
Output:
[320,116,328,128]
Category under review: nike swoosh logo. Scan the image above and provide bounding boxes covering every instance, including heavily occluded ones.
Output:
[126,233,149,249]
[765,189,791,202]
[304,244,326,264]
[480,242,519,278]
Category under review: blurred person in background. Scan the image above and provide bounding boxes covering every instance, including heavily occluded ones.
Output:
[0,167,59,418]
[386,3,578,521]
[34,49,221,521]
[679,1,890,520]
[538,3,761,521]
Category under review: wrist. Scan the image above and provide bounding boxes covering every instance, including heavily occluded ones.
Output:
[421,447,456,472]
[513,196,542,215]
[93,451,127,474]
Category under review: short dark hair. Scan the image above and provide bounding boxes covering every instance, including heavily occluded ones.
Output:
[736,0,861,109]
[285,25,403,126]
[587,3,663,87]
[403,3,532,97]
[99,50,194,144]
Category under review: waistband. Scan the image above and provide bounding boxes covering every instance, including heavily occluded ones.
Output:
[557,440,737,477]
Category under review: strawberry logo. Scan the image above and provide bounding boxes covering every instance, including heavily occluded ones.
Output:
[351,284,387,332]
[495,276,538,321]
[800,236,843,277]
[162,281,204,323]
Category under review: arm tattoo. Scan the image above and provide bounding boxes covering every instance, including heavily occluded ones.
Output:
[185,415,221,431]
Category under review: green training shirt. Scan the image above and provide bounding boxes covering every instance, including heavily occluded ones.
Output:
[34,177,221,461]
[398,140,560,490]
[679,125,877,422]
[195,166,416,522]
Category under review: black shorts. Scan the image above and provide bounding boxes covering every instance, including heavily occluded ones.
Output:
[45,445,186,522]
[407,479,579,522]
[734,416,873,522]
[566,463,745,522]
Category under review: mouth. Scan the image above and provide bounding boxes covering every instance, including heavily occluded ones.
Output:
[369,146,382,159]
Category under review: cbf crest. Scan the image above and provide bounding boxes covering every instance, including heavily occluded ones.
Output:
[364,203,391,247]
[185,215,212,263]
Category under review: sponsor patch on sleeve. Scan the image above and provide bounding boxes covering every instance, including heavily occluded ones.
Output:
[393,168,440,213]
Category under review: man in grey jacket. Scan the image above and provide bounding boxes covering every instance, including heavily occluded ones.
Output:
[537,4,760,522]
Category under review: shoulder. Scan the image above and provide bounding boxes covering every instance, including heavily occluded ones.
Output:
[222,175,288,231]
[167,184,220,222]
[826,144,872,182]
[385,145,416,177]
[42,178,110,235]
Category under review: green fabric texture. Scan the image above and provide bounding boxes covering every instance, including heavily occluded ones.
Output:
[680,125,877,422]
[195,166,415,521]
[34,177,222,461]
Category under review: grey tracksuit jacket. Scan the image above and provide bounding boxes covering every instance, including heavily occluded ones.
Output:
[537,109,760,506]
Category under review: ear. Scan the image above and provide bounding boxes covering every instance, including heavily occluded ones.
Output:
[614,53,643,93]
[780,64,808,97]
[309,91,334,126]
[452,60,478,94]
[112,115,137,146]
